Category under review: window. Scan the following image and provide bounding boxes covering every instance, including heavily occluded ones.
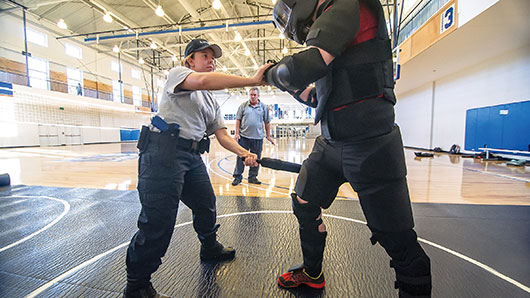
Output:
[112,80,123,103]
[28,56,49,90]
[131,68,141,79]
[65,43,82,59]
[67,68,83,95]
[111,60,121,72]
[132,86,141,106]
[26,28,48,47]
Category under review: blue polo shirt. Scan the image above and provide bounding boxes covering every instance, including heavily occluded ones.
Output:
[236,100,270,140]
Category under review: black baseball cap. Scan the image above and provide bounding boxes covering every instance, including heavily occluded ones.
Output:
[184,39,222,58]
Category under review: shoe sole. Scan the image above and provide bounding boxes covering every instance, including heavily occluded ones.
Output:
[200,251,236,262]
[277,277,325,289]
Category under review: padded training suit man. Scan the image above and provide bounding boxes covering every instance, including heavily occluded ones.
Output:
[265,0,432,297]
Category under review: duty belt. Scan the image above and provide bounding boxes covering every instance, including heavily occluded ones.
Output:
[175,137,200,153]
[147,130,201,153]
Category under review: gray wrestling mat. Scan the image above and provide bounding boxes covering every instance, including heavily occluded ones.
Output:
[0,185,529,297]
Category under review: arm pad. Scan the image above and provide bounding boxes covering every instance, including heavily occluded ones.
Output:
[265,47,329,92]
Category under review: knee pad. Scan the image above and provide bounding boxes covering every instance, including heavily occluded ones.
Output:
[370,228,431,297]
[292,193,327,275]
[291,193,327,239]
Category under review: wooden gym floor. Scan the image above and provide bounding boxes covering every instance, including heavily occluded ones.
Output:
[0,138,528,206]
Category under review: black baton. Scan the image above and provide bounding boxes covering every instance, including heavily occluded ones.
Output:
[242,157,301,173]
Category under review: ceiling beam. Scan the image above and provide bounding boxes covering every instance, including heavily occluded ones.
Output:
[79,0,178,61]
[177,0,249,76]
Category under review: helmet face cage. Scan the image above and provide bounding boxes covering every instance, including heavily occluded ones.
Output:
[273,0,316,45]
[272,1,292,36]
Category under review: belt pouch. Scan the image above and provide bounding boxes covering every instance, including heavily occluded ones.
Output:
[160,124,179,166]
[198,137,210,154]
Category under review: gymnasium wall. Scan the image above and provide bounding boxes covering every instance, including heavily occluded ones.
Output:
[0,84,151,148]
[397,45,530,150]
[395,0,530,152]
[0,11,163,104]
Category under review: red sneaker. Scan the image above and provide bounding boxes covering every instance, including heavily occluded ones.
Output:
[277,266,325,289]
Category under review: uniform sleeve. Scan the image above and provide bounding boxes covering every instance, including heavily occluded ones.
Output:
[206,101,226,136]
[305,0,360,57]
[166,66,194,95]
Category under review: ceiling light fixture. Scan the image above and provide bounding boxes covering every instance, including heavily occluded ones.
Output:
[222,66,228,72]
[212,0,222,10]
[138,57,145,64]
[253,64,258,70]
[279,32,285,39]
[163,70,169,75]
[112,45,120,53]
[172,55,177,62]
[282,46,288,54]
[244,49,250,56]
[103,12,113,23]
[155,5,164,17]
[150,41,157,49]
[272,0,277,4]
[234,31,242,42]
[57,19,67,29]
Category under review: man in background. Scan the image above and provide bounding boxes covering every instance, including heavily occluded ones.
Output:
[232,87,275,186]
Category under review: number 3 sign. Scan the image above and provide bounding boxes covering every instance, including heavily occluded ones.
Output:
[440,4,455,34]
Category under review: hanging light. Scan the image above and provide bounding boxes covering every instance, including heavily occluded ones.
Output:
[163,70,169,75]
[279,32,285,39]
[253,64,258,70]
[222,66,228,72]
[212,0,222,10]
[234,31,242,42]
[112,45,120,53]
[57,19,67,29]
[272,0,277,4]
[171,55,177,62]
[150,41,157,49]
[138,57,145,64]
[282,46,288,54]
[103,12,113,23]
[244,49,250,56]
[155,5,164,17]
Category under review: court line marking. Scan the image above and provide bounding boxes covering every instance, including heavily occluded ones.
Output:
[0,195,70,253]
[324,214,530,294]
[25,210,529,297]
[427,157,530,183]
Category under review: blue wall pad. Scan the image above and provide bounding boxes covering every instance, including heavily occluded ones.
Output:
[465,100,530,151]
[120,129,140,141]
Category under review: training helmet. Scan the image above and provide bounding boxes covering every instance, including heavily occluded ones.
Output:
[272,0,319,45]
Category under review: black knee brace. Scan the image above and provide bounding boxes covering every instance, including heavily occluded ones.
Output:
[370,228,431,297]
[291,193,327,276]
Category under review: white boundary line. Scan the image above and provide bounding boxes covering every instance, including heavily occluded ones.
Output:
[0,195,70,253]
[324,214,530,294]
[24,210,530,297]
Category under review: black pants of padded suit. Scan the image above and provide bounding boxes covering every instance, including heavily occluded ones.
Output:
[292,126,428,279]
